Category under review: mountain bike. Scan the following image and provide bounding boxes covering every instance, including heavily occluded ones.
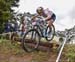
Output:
[22,16,55,52]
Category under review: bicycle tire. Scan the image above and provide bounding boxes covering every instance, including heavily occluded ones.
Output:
[45,24,55,41]
[22,29,40,52]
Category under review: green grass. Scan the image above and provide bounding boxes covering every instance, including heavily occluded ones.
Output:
[31,51,50,62]
[62,44,75,62]
[0,39,75,62]
[0,39,26,56]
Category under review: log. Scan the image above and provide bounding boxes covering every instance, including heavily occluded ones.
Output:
[23,42,59,52]
[25,39,59,48]
[22,39,59,52]
[11,37,59,51]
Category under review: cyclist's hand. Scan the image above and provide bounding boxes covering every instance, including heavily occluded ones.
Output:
[31,17,36,22]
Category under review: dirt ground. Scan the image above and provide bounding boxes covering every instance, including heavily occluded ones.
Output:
[0,51,58,62]
[0,39,73,62]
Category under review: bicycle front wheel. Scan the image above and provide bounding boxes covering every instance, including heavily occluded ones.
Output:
[22,29,40,52]
[45,24,55,41]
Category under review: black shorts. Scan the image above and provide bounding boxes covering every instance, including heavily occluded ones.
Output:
[50,14,56,21]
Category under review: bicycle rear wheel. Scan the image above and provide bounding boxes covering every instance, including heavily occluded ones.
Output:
[45,24,55,41]
[22,29,40,52]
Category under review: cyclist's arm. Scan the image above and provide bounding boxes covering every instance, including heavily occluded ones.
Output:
[31,14,39,21]
[44,9,53,21]
[45,15,52,21]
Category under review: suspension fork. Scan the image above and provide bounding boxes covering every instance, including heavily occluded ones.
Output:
[33,25,43,37]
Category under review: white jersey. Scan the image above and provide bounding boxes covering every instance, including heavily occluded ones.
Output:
[44,8,53,17]
[36,8,54,18]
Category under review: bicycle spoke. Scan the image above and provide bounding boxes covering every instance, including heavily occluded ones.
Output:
[45,25,55,41]
[22,29,40,52]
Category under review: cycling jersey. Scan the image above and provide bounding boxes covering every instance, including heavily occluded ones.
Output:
[36,8,56,21]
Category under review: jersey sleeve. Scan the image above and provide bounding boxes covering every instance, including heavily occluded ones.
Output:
[44,8,53,16]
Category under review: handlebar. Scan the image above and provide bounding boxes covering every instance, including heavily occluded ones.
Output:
[25,16,47,29]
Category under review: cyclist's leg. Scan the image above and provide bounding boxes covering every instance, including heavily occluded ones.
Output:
[45,14,56,37]
[47,13,56,27]
[47,19,54,27]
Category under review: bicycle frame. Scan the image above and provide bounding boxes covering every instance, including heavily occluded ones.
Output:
[33,21,47,37]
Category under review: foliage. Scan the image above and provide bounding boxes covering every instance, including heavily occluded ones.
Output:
[62,44,75,62]
[0,39,26,56]
[0,0,19,33]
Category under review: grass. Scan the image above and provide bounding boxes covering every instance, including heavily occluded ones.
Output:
[0,39,27,56]
[62,44,75,62]
[0,39,75,62]
[31,51,50,62]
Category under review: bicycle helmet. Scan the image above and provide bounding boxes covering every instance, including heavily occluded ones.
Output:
[36,7,44,14]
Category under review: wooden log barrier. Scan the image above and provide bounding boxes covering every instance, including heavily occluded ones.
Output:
[23,43,50,52]
[23,39,59,51]
[12,37,59,51]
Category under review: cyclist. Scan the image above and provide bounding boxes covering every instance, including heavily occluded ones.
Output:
[20,15,26,36]
[32,7,56,27]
